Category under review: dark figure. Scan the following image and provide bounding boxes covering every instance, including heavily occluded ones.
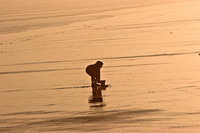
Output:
[88,86,103,103]
[86,61,103,87]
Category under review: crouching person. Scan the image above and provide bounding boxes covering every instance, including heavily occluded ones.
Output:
[86,61,103,87]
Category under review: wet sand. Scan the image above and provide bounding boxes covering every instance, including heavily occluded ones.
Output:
[0,0,200,132]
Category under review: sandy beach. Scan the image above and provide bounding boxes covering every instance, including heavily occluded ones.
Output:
[0,0,200,132]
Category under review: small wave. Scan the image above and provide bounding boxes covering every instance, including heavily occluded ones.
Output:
[111,18,200,30]
[52,85,91,90]
[1,110,61,116]
[0,108,162,132]
[1,51,198,67]
[174,85,197,90]
[106,63,167,68]
[2,89,22,93]
[0,51,198,75]
[0,67,82,75]
[0,63,164,75]
[169,124,200,129]
[99,51,200,60]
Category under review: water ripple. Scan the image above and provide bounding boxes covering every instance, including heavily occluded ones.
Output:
[0,109,163,132]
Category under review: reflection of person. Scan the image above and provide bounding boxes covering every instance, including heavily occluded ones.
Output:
[86,61,103,86]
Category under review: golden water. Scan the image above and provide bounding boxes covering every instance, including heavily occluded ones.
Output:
[0,0,200,132]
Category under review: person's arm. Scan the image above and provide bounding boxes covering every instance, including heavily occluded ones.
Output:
[96,69,100,82]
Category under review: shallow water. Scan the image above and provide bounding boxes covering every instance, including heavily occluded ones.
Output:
[0,0,200,133]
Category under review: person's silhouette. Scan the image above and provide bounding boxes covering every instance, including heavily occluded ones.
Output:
[86,61,103,87]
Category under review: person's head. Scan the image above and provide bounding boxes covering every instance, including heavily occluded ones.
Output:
[96,61,103,68]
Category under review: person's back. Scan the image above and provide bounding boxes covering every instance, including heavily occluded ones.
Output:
[86,61,103,85]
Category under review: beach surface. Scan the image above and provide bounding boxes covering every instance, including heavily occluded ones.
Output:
[0,0,200,132]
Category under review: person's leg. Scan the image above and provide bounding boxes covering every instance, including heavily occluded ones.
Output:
[91,76,96,86]
[91,76,96,95]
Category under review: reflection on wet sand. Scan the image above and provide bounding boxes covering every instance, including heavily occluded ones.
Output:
[89,81,109,108]
[0,0,200,132]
